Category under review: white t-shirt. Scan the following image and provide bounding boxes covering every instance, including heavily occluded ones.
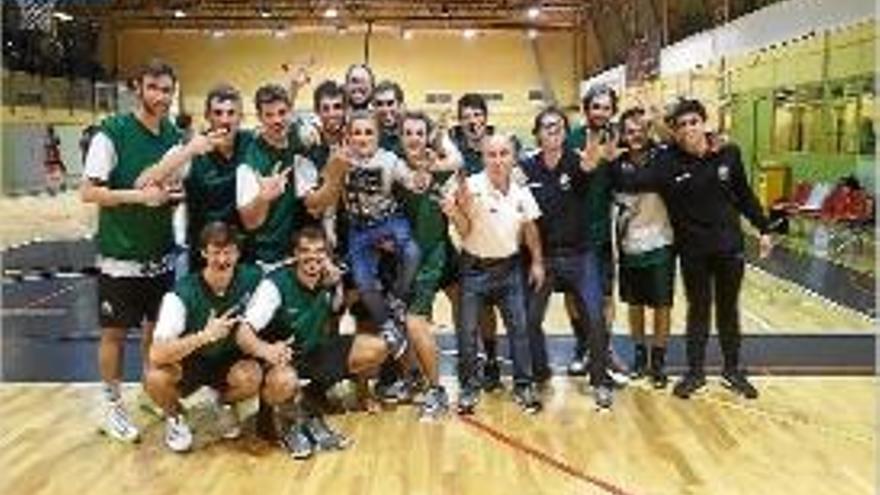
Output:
[153,292,188,341]
[83,132,118,182]
[235,155,319,209]
[243,278,283,334]
[450,171,541,259]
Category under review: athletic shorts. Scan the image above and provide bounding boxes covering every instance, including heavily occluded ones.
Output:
[295,335,355,388]
[409,242,453,317]
[179,351,244,397]
[619,254,675,307]
[98,273,173,328]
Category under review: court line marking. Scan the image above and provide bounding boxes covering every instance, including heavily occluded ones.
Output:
[459,414,641,495]
[16,280,83,309]
[745,264,875,323]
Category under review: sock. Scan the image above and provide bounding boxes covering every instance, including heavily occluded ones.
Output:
[483,338,497,363]
[102,381,121,403]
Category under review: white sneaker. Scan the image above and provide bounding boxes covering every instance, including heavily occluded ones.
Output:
[164,414,193,453]
[216,403,241,440]
[101,400,140,443]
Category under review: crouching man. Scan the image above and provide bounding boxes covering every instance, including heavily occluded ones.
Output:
[145,221,264,452]
[238,225,394,459]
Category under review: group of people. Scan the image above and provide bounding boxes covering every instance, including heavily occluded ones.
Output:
[80,57,773,460]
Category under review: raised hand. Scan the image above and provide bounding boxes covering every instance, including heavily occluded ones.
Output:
[187,128,229,155]
[282,56,316,91]
[257,166,291,202]
[202,307,238,344]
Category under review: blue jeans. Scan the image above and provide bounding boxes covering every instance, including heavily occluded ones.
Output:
[527,250,610,386]
[457,253,533,390]
[347,214,421,299]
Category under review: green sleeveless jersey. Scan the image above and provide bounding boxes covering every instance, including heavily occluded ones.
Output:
[241,136,303,263]
[262,268,333,353]
[184,130,254,247]
[98,113,181,261]
[173,263,262,361]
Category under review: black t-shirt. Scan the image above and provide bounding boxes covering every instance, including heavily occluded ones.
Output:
[521,148,592,255]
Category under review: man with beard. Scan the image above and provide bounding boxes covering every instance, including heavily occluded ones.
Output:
[610,107,675,388]
[594,98,773,400]
[521,107,614,409]
[372,80,405,157]
[145,222,263,452]
[238,226,394,459]
[564,83,629,386]
[300,80,347,171]
[344,63,375,112]
[236,84,317,270]
[441,133,544,415]
[136,83,251,270]
[81,59,182,443]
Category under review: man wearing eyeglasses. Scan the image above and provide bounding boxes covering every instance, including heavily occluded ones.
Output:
[521,107,615,410]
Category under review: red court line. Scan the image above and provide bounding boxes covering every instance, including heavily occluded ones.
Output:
[459,414,641,495]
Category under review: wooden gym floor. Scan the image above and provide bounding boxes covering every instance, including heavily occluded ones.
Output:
[0,377,875,495]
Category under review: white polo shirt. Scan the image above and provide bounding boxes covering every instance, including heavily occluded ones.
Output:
[452,171,541,259]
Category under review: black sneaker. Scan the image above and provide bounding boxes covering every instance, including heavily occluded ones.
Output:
[457,387,480,415]
[721,369,759,399]
[650,368,669,389]
[280,424,314,460]
[379,321,408,360]
[512,384,542,414]
[304,415,352,451]
[673,372,707,399]
[534,366,553,387]
[482,359,502,392]
[649,346,668,389]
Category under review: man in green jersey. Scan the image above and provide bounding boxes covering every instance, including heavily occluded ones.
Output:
[81,59,182,443]
[395,111,462,418]
[145,222,263,452]
[136,83,251,270]
[236,84,316,270]
[238,226,399,459]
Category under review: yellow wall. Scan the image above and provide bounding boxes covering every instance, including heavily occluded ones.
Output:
[112,28,579,136]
